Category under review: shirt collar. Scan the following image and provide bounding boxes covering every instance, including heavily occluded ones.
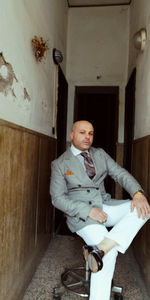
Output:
[70,144,89,156]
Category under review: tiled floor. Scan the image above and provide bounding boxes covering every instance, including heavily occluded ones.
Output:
[22,235,150,300]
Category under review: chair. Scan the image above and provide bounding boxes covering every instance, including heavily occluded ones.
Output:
[53,254,123,300]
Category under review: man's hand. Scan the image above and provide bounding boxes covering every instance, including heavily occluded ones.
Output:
[131,193,150,219]
[88,207,107,223]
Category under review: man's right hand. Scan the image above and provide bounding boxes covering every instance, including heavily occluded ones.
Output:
[88,207,108,223]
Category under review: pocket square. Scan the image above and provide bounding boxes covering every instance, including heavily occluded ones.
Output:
[64,171,74,175]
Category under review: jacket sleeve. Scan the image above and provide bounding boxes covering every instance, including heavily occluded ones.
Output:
[101,149,143,197]
[50,160,91,221]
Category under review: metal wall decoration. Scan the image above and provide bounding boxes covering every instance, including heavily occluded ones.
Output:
[31,36,49,62]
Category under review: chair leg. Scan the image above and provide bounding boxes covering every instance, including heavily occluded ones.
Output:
[114,293,123,300]
[112,284,123,300]
[53,296,61,300]
[53,287,65,299]
[53,260,123,299]
[61,266,90,297]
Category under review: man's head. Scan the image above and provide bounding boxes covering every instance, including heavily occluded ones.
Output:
[70,120,94,151]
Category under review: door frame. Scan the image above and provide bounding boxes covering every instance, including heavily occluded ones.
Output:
[74,85,119,159]
[123,69,136,171]
[123,69,136,198]
[74,85,119,197]
[54,66,69,234]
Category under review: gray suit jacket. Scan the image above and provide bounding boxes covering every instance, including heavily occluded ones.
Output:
[50,147,142,232]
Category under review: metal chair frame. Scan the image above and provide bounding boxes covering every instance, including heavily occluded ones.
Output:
[53,260,123,299]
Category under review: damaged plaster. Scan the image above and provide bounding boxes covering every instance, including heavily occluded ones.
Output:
[0,53,31,102]
[0,52,18,94]
[24,88,31,101]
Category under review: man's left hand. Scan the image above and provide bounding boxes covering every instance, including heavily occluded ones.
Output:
[131,193,150,219]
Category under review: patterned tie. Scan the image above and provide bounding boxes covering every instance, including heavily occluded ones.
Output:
[81,152,96,179]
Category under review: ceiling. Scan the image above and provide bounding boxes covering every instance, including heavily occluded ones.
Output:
[67,0,131,7]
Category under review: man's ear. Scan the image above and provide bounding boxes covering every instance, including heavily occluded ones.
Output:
[69,131,73,140]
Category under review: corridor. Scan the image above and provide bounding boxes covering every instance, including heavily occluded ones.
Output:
[22,235,150,300]
[1,2,150,299]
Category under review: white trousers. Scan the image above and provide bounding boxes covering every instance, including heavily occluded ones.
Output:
[76,201,149,300]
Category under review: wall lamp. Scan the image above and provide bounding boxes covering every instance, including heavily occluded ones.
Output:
[53,48,63,65]
[133,28,147,52]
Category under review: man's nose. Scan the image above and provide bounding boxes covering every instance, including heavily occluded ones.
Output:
[85,134,90,139]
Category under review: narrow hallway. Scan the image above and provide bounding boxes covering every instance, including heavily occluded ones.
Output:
[23,235,150,300]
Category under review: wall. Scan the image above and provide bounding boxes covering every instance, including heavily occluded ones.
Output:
[0,120,56,300]
[128,0,150,139]
[0,1,68,298]
[66,5,129,142]
[132,136,150,295]
[0,0,68,136]
[128,1,150,294]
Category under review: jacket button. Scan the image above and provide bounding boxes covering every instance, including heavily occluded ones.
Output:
[89,201,92,205]
[87,189,90,193]
[96,188,99,190]
[78,185,81,187]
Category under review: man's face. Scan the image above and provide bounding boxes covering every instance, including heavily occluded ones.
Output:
[70,121,94,151]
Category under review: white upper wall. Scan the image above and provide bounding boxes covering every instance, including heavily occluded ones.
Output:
[1,1,149,141]
[66,6,129,142]
[0,0,68,136]
[128,0,150,139]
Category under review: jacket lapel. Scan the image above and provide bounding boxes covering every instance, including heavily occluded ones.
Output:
[63,148,95,184]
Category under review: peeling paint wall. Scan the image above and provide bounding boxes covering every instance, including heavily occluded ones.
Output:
[0,53,17,94]
[0,53,31,104]
[0,0,68,136]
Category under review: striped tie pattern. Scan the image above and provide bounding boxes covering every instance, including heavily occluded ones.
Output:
[81,152,96,179]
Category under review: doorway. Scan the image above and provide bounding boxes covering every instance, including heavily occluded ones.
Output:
[56,66,68,157]
[54,66,69,234]
[123,69,136,198]
[74,86,119,196]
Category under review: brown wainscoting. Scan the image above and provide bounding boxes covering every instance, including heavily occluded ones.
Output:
[132,135,150,295]
[0,119,56,300]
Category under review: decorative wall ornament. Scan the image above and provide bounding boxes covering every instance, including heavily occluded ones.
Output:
[31,36,49,62]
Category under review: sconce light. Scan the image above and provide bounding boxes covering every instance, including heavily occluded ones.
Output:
[133,28,147,52]
[53,48,63,65]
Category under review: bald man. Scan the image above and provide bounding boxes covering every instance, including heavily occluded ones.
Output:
[50,120,150,300]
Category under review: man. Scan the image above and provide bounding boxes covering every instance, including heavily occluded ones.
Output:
[50,120,150,300]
